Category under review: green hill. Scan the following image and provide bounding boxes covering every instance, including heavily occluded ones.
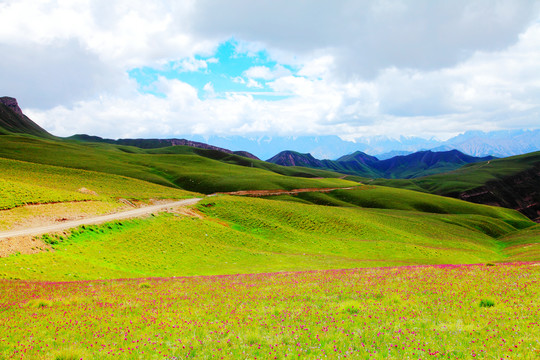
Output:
[371,151,540,195]
[0,135,356,194]
[0,100,538,283]
[371,151,540,221]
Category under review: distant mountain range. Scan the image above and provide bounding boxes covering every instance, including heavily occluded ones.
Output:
[267,149,494,179]
[184,131,540,160]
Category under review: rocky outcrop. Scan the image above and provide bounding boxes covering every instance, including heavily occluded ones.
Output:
[459,164,540,222]
[0,97,24,117]
[0,97,52,137]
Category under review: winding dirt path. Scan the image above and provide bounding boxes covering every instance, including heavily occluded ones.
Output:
[212,186,361,197]
[0,185,362,242]
[0,198,202,240]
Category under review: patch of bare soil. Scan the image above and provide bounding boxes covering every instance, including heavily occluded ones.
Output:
[78,187,98,196]
[168,207,203,219]
[0,236,51,257]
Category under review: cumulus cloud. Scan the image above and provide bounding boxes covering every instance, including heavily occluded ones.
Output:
[244,65,291,80]
[191,0,540,76]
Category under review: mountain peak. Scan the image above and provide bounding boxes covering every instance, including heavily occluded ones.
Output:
[267,150,323,167]
[0,97,24,117]
[336,151,379,165]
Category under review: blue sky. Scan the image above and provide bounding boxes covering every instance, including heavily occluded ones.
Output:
[128,39,295,100]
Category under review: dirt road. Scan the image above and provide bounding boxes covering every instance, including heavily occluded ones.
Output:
[0,185,361,241]
[0,198,202,240]
[212,186,361,197]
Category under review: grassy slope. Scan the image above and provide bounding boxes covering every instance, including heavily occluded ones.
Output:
[0,194,533,281]
[370,151,540,196]
[0,157,197,210]
[144,144,347,179]
[267,186,532,229]
[499,224,540,262]
[0,135,355,194]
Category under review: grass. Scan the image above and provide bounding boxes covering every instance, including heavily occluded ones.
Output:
[499,224,540,262]
[268,185,532,228]
[0,157,197,210]
[0,263,538,359]
[371,151,540,196]
[0,177,91,210]
[0,194,534,281]
[0,133,539,358]
[0,201,123,231]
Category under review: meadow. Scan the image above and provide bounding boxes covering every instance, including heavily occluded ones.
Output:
[0,262,538,359]
[0,194,534,281]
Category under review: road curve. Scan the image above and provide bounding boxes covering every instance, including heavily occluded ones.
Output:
[0,198,202,240]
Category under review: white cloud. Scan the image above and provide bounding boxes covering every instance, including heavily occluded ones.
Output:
[173,57,211,72]
[246,79,262,88]
[244,65,291,80]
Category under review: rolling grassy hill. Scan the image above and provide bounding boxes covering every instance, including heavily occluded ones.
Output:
[370,151,540,221]
[0,156,198,210]
[0,135,356,194]
[265,185,532,227]
[0,192,534,281]
[0,98,538,283]
[371,151,540,195]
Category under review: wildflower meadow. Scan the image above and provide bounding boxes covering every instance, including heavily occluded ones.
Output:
[1,262,538,359]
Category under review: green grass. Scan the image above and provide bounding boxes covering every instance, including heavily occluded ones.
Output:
[0,157,197,210]
[267,185,532,229]
[0,135,356,194]
[371,151,540,196]
[499,224,540,262]
[0,194,534,281]
[0,177,91,210]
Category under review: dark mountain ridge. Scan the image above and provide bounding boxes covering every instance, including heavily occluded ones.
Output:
[68,134,260,160]
[267,149,495,179]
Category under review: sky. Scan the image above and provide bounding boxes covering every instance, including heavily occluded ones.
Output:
[1,0,540,143]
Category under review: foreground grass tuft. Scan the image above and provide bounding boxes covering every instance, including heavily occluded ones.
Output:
[479,299,495,308]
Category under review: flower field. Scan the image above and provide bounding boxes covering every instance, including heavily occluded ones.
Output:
[1,262,538,359]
